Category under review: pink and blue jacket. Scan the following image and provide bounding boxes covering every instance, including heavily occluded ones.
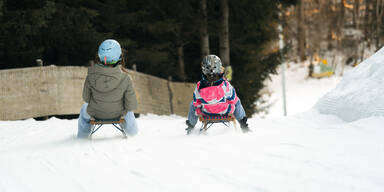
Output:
[193,75,239,116]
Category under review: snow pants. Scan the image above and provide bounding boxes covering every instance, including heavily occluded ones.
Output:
[77,103,138,138]
[187,100,246,128]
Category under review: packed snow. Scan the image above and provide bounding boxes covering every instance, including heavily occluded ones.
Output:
[1,50,384,192]
[265,63,342,117]
[315,47,384,122]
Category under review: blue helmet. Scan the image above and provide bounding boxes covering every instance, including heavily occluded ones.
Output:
[98,39,122,65]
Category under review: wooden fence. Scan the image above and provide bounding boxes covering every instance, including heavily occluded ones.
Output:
[0,66,195,120]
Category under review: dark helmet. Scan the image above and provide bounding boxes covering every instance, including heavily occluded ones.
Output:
[201,55,223,75]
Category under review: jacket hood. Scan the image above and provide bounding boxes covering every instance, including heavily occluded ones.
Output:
[87,64,124,92]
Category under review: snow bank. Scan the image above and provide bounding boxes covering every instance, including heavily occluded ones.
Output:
[315,47,384,122]
[265,64,342,117]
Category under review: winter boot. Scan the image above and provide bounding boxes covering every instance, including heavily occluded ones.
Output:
[239,117,250,133]
[185,120,194,134]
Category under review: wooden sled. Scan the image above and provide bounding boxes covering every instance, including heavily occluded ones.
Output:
[89,117,126,139]
[198,114,236,134]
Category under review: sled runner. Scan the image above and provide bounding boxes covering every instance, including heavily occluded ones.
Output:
[89,117,126,138]
[198,114,236,134]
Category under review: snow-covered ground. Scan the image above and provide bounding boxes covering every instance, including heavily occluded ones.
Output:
[315,47,384,122]
[266,64,343,117]
[1,50,384,192]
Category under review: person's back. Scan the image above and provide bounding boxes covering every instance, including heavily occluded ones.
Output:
[185,55,250,134]
[77,39,138,138]
[83,64,136,119]
[193,73,237,116]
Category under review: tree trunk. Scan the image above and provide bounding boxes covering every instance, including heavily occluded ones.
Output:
[0,0,3,17]
[177,43,187,81]
[353,0,360,65]
[200,0,209,58]
[338,0,345,75]
[219,0,230,67]
[360,0,370,61]
[364,0,371,49]
[326,0,334,50]
[297,0,306,61]
[375,0,384,48]
[370,0,376,46]
[352,0,360,29]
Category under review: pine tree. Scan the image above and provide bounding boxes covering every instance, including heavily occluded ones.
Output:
[0,0,55,69]
[116,0,201,81]
[228,0,283,116]
[41,0,102,66]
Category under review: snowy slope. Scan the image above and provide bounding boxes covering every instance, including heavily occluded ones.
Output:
[266,64,342,117]
[315,47,384,122]
[1,114,384,192]
[1,51,384,192]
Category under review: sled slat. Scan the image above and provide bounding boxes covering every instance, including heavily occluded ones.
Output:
[199,115,235,123]
[90,118,124,125]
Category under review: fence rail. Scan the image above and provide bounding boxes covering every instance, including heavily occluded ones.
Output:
[0,66,195,120]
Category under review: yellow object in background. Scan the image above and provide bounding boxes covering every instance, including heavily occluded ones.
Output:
[312,58,334,78]
[224,66,233,81]
[322,59,328,65]
[311,71,333,78]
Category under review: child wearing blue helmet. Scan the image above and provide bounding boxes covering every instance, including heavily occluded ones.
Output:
[77,39,138,138]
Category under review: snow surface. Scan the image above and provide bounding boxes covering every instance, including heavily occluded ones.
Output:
[1,50,384,192]
[315,47,384,122]
[266,64,342,117]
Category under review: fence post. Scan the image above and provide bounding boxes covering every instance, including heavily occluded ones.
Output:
[34,59,49,120]
[167,76,174,114]
[130,63,141,118]
[36,59,43,66]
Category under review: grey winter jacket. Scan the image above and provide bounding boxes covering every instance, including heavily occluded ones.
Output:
[82,64,138,119]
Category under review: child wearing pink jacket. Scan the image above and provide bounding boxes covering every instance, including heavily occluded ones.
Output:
[186,55,250,134]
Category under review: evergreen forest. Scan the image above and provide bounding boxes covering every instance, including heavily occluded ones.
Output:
[0,0,296,116]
